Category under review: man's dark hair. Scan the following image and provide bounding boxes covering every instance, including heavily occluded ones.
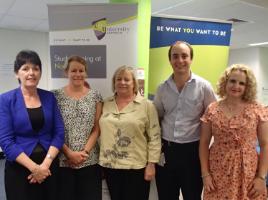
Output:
[168,41,194,61]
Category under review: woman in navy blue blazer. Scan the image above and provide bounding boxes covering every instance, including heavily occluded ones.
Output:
[0,50,65,200]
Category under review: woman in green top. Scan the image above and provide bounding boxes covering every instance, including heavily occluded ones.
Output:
[99,66,161,200]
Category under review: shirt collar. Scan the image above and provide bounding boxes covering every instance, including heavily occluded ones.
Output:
[168,71,197,85]
[108,92,143,104]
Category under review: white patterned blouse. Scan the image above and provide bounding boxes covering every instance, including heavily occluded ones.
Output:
[53,88,102,169]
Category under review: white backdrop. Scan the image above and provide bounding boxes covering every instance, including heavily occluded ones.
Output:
[48,3,138,98]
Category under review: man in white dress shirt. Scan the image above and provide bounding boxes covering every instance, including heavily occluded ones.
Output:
[154,41,216,200]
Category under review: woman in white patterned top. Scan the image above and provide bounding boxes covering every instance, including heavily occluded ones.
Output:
[53,55,102,200]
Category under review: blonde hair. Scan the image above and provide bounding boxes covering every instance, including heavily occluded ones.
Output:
[217,64,257,102]
[112,65,139,94]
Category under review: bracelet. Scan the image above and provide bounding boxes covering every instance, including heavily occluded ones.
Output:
[256,175,266,181]
[46,153,54,160]
[201,173,211,179]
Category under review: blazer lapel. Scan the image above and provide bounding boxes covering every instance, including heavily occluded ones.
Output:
[15,87,33,132]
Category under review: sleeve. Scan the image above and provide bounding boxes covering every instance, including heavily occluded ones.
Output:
[203,81,217,109]
[256,104,268,122]
[0,95,24,161]
[95,90,103,103]
[153,84,165,119]
[145,100,161,163]
[50,94,65,150]
[200,103,214,123]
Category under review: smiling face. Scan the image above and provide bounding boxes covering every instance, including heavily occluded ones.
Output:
[66,60,87,87]
[169,42,192,76]
[16,62,41,89]
[114,70,135,96]
[225,70,247,99]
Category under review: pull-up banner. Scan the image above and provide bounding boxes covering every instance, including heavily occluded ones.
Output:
[149,16,232,98]
[150,17,232,47]
[48,3,137,97]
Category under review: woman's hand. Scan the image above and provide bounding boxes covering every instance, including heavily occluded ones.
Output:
[27,164,51,184]
[248,177,266,199]
[65,150,88,167]
[203,175,217,193]
[144,162,155,181]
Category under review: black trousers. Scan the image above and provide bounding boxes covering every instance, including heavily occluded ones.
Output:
[5,151,59,200]
[59,164,102,200]
[156,140,203,200]
[103,167,150,200]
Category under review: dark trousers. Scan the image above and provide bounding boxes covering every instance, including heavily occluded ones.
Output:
[5,151,59,200]
[103,167,150,200]
[59,164,102,200]
[156,140,203,200]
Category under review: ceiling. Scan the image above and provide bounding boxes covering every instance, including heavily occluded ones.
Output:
[0,0,268,49]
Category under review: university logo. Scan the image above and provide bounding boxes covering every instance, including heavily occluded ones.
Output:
[92,18,107,40]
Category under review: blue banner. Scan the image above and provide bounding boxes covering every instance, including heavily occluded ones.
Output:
[150,16,232,48]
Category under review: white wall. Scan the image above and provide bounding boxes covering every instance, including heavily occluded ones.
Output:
[0,28,49,93]
[1,28,268,104]
[228,47,268,104]
[0,29,48,152]
[259,47,268,104]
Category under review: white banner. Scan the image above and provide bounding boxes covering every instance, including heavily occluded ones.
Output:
[48,3,138,98]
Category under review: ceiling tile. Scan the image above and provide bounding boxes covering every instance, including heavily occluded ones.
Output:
[8,0,48,19]
[32,20,49,32]
[0,15,44,30]
[0,0,15,13]
[0,0,267,49]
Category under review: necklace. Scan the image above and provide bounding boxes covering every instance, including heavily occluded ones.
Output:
[222,99,245,117]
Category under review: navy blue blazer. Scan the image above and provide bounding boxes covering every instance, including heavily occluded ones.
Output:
[0,87,64,161]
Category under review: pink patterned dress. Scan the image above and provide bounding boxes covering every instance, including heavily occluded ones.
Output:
[201,101,268,200]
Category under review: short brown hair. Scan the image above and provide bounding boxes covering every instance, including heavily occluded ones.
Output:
[168,41,193,61]
[64,55,87,73]
[112,65,139,94]
[217,64,257,102]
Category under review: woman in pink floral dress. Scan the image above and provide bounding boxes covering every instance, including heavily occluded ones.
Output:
[199,64,268,200]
